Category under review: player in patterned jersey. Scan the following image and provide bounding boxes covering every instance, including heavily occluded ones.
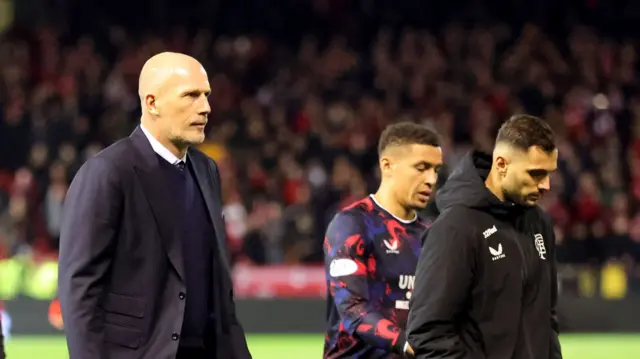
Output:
[323,122,444,359]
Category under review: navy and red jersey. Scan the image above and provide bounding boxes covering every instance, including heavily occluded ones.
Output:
[323,195,431,359]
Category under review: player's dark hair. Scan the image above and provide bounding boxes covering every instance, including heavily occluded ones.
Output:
[378,122,440,155]
[495,114,556,152]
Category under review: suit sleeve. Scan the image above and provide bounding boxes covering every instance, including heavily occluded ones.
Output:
[211,161,252,359]
[224,273,252,359]
[324,213,407,354]
[546,221,562,359]
[58,157,121,359]
[407,216,474,358]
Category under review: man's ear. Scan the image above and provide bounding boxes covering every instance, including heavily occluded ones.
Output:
[494,156,509,177]
[146,94,159,115]
[380,156,393,175]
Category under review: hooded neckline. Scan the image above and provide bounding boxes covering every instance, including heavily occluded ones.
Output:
[435,150,531,218]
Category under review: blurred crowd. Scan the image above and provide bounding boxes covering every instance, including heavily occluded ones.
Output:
[1,18,640,295]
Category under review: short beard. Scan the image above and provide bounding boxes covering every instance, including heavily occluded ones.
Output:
[501,187,521,206]
[169,136,193,150]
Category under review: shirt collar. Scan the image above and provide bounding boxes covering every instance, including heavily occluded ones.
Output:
[369,194,417,223]
[140,124,187,165]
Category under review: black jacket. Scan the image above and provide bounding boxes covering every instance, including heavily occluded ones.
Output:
[407,151,562,359]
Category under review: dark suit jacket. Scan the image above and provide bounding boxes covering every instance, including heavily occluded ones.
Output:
[58,127,252,359]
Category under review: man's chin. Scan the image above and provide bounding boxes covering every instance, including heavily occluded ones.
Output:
[506,192,539,207]
[185,134,206,146]
[411,198,431,210]
[521,197,540,207]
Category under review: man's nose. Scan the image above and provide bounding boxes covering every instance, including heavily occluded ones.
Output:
[199,98,211,115]
[538,176,551,192]
[425,169,438,186]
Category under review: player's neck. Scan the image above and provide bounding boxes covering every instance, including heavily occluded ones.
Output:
[485,168,505,202]
[372,188,416,221]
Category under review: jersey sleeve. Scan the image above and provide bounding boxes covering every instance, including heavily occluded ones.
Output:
[324,212,407,354]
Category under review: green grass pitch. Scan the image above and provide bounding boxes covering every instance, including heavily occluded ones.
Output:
[5,333,640,358]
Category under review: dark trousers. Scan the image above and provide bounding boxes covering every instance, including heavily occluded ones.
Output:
[176,346,207,359]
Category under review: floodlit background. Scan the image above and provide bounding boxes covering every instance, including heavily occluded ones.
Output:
[2,0,640,357]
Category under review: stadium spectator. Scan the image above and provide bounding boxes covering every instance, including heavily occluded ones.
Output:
[1,17,640,296]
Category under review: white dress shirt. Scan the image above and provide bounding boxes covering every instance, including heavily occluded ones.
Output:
[140,124,187,165]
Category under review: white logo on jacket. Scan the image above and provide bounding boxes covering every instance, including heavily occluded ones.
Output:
[534,233,547,260]
[483,225,498,238]
[489,243,506,261]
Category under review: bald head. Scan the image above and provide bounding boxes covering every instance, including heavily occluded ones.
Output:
[138,52,211,155]
[138,52,207,104]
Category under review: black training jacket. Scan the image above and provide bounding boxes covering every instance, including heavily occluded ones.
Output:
[407,151,562,359]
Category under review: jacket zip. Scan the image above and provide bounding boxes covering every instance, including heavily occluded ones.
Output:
[512,236,528,285]
[512,233,529,359]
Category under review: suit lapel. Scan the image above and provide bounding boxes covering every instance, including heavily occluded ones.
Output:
[188,150,231,273]
[129,127,185,281]
[189,149,235,337]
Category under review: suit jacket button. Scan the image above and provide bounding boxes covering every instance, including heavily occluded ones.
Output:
[172,333,179,341]
[179,292,186,299]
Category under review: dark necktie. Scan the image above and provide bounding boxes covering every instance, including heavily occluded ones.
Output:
[175,161,186,171]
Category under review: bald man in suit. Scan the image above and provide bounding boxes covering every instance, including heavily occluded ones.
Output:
[58,52,251,359]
